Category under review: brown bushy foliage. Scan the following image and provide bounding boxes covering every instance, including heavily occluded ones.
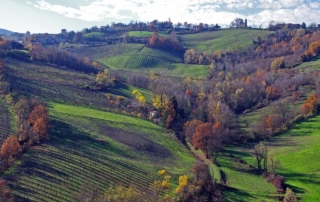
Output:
[149,32,184,52]
[0,179,14,202]
[28,104,50,141]
[0,136,20,160]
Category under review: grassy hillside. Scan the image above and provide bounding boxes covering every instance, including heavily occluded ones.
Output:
[226,114,320,202]
[217,148,277,202]
[83,32,105,38]
[295,57,320,72]
[124,31,168,38]
[67,40,208,78]
[67,43,144,59]
[5,103,196,201]
[3,58,151,108]
[269,115,320,201]
[138,46,183,63]
[99,54,208,78]
[179,29,273,52]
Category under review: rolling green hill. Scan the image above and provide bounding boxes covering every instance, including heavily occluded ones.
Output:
[67,43,208,78]
[179,29,273,52]
[222,114,320,202]
[83,32,106,38]
[98,54,208,78]
[5,103,196,201]
[124,31,168,38]
[67,43,144,60]
[1,58,196,201]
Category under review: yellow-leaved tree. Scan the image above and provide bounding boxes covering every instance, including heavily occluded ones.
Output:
[95,69,114,89]
[132,89,146,106]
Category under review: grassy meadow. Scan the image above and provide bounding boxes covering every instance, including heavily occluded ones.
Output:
[83,32,106,38]
[219,114,320,202]
[295,57,320,72]
[124,31,168,38]
[266,115,320,201]
[98,54,208,78]
[179,29,273,52]
[4,103,196,201]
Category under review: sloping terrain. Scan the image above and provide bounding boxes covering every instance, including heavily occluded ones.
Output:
[5,103,195,201]
[3,58,151,108]
[68,43,208,78]
[179,29,273,52]
[0,98,12,146]
[1,58,196,201]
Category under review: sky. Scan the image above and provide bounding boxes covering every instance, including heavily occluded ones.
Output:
[1,0,320,34]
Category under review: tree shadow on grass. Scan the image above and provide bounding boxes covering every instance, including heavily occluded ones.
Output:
[279,171,320,194]
[49,118,132,158]
[222,186,255,202]
[105,81,131,98]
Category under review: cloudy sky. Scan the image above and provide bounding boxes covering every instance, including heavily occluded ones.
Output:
[1,0,320,33]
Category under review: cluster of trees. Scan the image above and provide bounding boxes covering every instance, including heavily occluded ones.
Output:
[28,43,97,73]
[184,28,320,69]
[0,97,50,172]
[0,60,50,172]
[149,32,184,52]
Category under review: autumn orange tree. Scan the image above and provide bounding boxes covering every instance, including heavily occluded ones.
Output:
[163,98,176,129]
[193,122,225,160]
[183,119,203,142]
[0,136,20,165]
[300,94,318,115]
[28,104,50,141]
[300,94,318,132]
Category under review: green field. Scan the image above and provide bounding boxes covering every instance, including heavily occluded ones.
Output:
[295,57,320,72]
[219,114,320,202]
[67,43,144,60]
[99,54,208,78]
[179,29,273,52]
[265,115,320,201]
[218,150,277,202]
[83,32,105,38]
[138,46,183,63]
[124,31,168,38]
[4,103,196,201]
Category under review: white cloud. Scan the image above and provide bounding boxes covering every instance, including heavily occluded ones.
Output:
[310,2,320,9]
[31,0,320,27]
[248,4,320,27]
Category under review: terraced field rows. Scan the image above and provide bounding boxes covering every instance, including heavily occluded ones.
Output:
[137,46,183,63]
[179,29,273,52]
[4,58,148,109]
[67,44,144,59]
[0,98,11,145]
[6,103,195,201]
[99,54,208,78]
